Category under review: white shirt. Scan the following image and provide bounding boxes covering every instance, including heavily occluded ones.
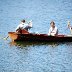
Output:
[28,20,32,27]
[70,27,72,30]
[48,26,58,36]
[15,21,32,31]
[15,22,28,30]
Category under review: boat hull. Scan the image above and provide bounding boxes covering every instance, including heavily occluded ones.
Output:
[8,32,72,42]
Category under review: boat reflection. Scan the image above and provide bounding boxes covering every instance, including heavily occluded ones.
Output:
[9,41,61,48]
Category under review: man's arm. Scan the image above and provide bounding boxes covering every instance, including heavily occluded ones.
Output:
[28,21,32,27]
[48,28,51,35]
[15,25,20,31]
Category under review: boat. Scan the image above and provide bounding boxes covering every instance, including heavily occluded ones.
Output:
[8,29,72,42]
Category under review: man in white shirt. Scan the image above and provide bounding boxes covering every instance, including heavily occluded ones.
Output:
[67,21,72,34]
[48,21,58,36]
[16,20,32,31]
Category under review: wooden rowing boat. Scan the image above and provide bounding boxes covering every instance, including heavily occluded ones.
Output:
[8,29,72,42]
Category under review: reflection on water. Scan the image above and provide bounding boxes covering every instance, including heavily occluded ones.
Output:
[9,41,60,48]
[8,41,72,72]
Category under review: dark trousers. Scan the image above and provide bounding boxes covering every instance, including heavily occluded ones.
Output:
[24,26,32,31]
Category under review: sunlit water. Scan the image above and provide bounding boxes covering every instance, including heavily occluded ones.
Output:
[0,0,72,72]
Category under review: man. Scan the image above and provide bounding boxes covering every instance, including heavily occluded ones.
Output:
[16,19,32,32]
[48,21,58,36]
[67,21,72,34]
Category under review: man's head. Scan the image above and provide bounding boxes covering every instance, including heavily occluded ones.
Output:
[21,19,25,23]
[50,21,55,28]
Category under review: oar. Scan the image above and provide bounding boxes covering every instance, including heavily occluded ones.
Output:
[3,36,9,40]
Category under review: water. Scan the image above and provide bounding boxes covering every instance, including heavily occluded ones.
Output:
[0,0,72,72]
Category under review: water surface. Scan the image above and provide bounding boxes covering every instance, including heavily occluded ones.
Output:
[0,0,72,72]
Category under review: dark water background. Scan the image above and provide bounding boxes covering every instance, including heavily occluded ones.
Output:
[0,0,72,72]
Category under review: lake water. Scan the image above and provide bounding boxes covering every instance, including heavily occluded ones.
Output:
[0,0,72,72]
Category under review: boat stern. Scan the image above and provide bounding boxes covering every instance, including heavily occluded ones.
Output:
[8,32,18,41]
